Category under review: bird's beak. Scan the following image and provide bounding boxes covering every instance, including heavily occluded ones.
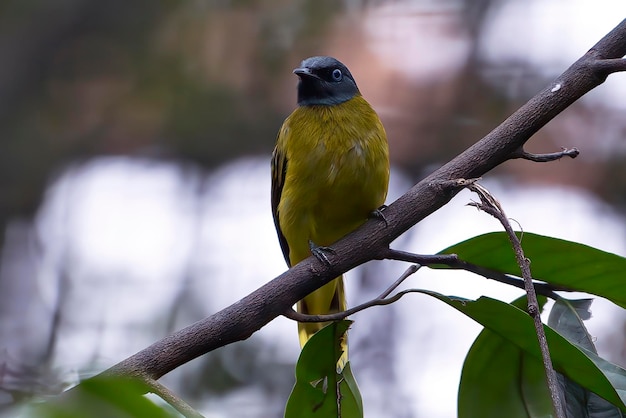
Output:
[293,67,319,79]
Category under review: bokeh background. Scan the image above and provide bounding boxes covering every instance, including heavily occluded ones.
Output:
[1,1,626,417]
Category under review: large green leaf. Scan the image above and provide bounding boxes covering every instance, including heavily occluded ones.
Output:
[459,296,625,417]
[438,232,626,308]
[458,296,553,418]
[285,320,362,418]
[410,290,626,411]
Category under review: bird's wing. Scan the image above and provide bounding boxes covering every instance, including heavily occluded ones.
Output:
[271,133,291,266]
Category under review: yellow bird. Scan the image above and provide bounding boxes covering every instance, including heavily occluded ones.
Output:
[271,56,389,365]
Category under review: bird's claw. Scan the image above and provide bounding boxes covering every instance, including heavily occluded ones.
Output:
[309,240,335,266]
[370,204,389,227]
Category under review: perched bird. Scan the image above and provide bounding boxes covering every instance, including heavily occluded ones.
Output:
[271,56,390,366]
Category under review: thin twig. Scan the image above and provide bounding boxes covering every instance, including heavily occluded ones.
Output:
[285,288,434,323]
[375,250,459,265]
[144,378,205,418]
[380,248,562,299]
[512,147,580,162]
[283,265,420,322]
[377,265,420,299]
[467,183,565,418]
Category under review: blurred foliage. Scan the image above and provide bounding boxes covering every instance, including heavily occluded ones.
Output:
[0,0,346,227]
[2,0,625,227]
[28,376,176,418]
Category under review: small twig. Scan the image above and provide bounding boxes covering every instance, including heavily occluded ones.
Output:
[144,378,205,418]
[512,147,580,162]
[380,248,562,299]
[377,265,420,299]
[283,265,420,322]
[467,183,565,418]
[375,249,459,265]
[591,58,626,75]
[285,288,432,323]
[432,178,481,198]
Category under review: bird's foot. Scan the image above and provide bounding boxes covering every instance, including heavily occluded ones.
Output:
[309,240,335,266]
[370,204,389,227]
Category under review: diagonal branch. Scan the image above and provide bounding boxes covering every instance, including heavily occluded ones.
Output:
[99,19,626,386]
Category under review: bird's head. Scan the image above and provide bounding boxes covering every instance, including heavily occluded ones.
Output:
[294,56,360,106]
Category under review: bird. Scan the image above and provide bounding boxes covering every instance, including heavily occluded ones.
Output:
[271,56,390,368]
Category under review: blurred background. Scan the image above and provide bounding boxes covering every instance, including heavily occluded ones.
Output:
[1,0,625,417]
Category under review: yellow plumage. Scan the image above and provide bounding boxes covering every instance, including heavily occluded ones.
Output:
[271,56,389,368]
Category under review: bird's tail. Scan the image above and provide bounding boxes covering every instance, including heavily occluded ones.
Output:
[297,275,348,370]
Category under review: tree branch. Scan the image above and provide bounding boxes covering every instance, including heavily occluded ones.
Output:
[98,19,626,388]
[512,147,579,162]
[380,247,562,299]
[591,58,626,75]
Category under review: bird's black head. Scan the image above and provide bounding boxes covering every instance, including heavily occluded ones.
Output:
[294,56,360,106]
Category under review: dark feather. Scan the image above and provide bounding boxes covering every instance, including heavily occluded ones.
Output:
[271,143,291,266]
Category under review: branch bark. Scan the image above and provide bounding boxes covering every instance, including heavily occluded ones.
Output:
[101,19,626,385]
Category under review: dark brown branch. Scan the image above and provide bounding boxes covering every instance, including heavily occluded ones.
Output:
[381,248,562,298]
[592,58,626,75]
[97,19,626,388]
[374,250,459,265]
[467,183,565,418]
[512,147,580,162]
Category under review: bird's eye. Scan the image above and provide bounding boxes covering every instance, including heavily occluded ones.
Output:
[331,68,343,81]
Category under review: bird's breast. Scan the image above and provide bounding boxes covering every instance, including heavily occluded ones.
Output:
[277,96,389,247]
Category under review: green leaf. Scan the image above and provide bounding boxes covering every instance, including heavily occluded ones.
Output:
[520,349,556,417]
[460,327,543,417]
[459,297,624,417]
[438,232,626,308]
[285,320,362,418]
[409,290,626,412]
[458,296,553,418]
[341,362,363,415]
[581,350,626,417]
[29,376,175,418]
[548,299,595,352]
[549,299,624,418]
